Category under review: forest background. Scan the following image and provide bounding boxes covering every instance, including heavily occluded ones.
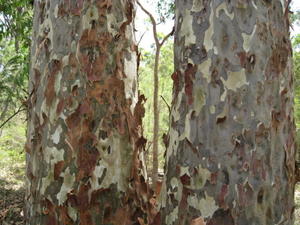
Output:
[0,0,299,224]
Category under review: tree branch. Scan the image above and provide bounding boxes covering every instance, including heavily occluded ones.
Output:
[160,95,171,115]
[136,1,174,48]
[160,26,175,47]
[137,30,147,46]
[136,0,160,46]
[0,105,26,129]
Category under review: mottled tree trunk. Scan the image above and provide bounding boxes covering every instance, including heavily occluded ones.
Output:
[25,0,150,224]
[160,0,296,224]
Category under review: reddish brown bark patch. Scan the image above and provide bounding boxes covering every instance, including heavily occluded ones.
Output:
[218,184,228,209]
[79,30,112,82]
[265,45,288,80]
[77,136,99,179]
[58,0,84,16]
[54,161,65,180]
[191,217,206,225]
[42,199,59,225]
[184,64,197,105]
[134,94,147,126]
[236,182,254,207]
[44,60,61,106]
[58,206,74,225]
[44,74,56,106]
[172,71,181,97]
[56,99,65,115]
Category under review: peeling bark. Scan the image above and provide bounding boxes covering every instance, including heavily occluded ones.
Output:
[25,0,151,224]
[160,0,296,225]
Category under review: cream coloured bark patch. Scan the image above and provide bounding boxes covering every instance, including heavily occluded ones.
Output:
[200,58,212,83]
[82,5,99,30]
[189,164,211,190]
[210,105,215,114]
[216,2,234,20]
[124,52,138,113]
[187,193,218,217]
[180,9,196,46]
[56,168,76,205]
[166,206,179,224]
[51,125,63,145]
[94,133,133,192]
[242,25,257,52]
[221,69,248,91]
[191,0,203,12]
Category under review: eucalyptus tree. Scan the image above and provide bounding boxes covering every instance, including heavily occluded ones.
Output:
[25,0,151,224]
[137,0,174,190]
[160,0,297,224]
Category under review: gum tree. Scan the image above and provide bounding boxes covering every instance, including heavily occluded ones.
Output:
[137,0,174,190]
[25,0,150,224]
[160,0,296,224]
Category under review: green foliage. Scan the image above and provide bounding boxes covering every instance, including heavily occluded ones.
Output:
[0,0,32,46]
[0,0,32,125]
[292,13,300,163]
[139,39,174,169]
[0,114,26,166]
[145,0,174,23]
[0,114,26,190]
[156,0,174,22]
[293,34,300,128]
[291,10,300,26]
[296,184,300,225]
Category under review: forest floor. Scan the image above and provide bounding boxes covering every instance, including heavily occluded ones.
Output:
[0,159,25,225]
[297,186,300,225]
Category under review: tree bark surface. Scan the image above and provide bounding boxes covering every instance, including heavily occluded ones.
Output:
[25,0,149,224]
[160,0,296,224]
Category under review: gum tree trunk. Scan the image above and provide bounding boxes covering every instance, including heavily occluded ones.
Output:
[160,0,296,224]
[25,0,149,224]
[136,1,174,190]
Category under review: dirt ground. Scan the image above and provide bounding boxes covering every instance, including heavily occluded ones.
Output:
[0,162,25,225]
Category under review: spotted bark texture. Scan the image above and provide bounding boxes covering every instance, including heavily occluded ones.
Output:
[25,0,151,224]
[160,0,296,224]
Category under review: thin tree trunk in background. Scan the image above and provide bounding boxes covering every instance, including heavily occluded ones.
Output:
[25,0,150,224]
[160,0,296,224]
[152,46,161,190]
[137,1,174,190]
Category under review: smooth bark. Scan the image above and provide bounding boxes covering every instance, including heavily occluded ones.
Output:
[160,0,296,224]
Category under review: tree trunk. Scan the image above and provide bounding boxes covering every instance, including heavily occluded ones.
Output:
[25,0,149,224]
[152,46,161,189]
[160,0,296,224]
[136,2,174,191]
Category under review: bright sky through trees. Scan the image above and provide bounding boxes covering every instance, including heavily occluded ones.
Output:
[292,1,300,36]
[136,0,300,48]
[135,0,173,50]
